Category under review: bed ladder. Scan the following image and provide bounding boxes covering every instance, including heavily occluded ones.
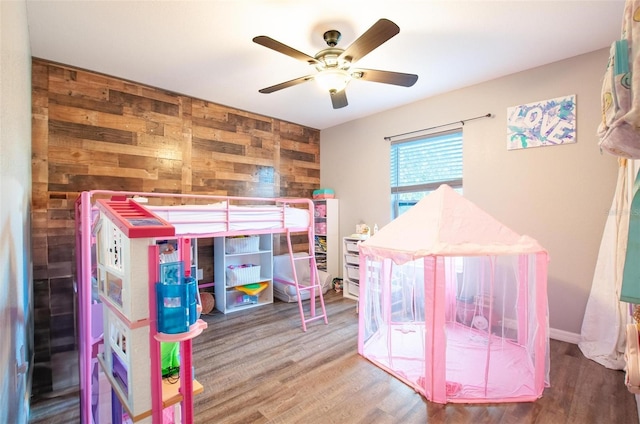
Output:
[285,229,328,331]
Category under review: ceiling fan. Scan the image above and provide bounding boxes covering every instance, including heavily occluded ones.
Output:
[253,18,418,109]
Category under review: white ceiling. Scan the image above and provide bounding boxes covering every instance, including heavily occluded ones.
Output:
[26,0,624,130]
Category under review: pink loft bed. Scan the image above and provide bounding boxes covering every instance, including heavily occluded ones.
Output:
[75,190,328,424]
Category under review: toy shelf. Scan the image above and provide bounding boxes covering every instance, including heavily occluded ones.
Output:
[214,234,274,313]
[97,354,204,422]
[92,197,204,423]
[95,212,156,323]
[99,302,152,418]
[161,378,204,409]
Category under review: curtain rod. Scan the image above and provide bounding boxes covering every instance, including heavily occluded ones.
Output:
[383,113,493,141]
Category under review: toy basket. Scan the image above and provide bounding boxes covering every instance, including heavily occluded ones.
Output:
[226,264,261,287]
[225,236,260,254]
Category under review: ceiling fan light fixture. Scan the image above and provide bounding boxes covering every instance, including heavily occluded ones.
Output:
[253,19,417,108]
[315,69,351,93]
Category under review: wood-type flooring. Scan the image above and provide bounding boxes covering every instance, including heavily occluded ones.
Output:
[29,290,639,423]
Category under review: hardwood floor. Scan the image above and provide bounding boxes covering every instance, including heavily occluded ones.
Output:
[30,290,639,423]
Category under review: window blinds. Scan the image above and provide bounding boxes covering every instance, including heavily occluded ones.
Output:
[390,129,463,193]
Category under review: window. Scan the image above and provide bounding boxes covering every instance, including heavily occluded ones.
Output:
[390,129,463,218]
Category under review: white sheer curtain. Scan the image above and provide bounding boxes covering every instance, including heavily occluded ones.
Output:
[579,159,638,369]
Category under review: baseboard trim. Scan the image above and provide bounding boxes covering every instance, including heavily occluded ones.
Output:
[501,319,581,345]
[549,327,581,344]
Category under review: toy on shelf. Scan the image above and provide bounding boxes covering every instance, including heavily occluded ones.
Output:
[235,282,269,296]
[312,188,335,199]
[156,262,200,335]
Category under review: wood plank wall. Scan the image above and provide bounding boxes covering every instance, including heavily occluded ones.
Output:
[30,58,321,395]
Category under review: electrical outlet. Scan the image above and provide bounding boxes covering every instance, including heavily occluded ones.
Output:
[197,268,203,280]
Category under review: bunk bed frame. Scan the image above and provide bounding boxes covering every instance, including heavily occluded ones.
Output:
[75,190,328,424]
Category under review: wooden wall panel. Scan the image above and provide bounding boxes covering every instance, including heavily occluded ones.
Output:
[31,59,321,395]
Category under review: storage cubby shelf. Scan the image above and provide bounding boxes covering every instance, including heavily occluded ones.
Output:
[214,234,274,313]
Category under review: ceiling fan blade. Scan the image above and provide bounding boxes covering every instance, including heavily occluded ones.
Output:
[354,68,418,87]
[258,75,314,94]
[330,90,348,109]
[339,19,400,63]
[253,36,320,65]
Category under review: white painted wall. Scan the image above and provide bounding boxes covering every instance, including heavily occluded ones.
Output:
[1,0,33,422]
[320,48,618,336]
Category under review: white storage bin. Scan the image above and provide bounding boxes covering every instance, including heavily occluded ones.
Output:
[348,281,360,298]
[226,264,261,287]
[345,254,359,266]
[346,265,360,281]
[226,289,262,308]
[346,241,359,253]
[225,236,260,254]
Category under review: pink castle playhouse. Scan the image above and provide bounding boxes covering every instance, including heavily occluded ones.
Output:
[357,185,550,403]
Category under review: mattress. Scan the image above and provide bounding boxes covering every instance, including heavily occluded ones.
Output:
[147,203,310,236]
[273,270,332,302]
[272,252,332,302]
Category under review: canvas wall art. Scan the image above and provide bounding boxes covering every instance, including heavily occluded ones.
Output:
[507,95,576,150]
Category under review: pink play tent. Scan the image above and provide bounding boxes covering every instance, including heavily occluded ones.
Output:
[357,185,550,403]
